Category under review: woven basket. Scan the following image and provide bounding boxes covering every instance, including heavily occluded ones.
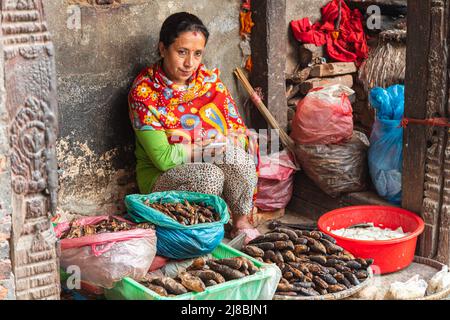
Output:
[412,256,450,300]
[273,267,374,300]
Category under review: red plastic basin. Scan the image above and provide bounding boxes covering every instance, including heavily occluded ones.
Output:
[318,205,425,274]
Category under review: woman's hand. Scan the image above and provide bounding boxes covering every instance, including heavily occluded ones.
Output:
[201,138,226,162]
[226,132,247,150]
[183,141,202,163]
[183,137,226,163]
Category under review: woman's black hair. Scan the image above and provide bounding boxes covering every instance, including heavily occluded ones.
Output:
[159,12,209,48]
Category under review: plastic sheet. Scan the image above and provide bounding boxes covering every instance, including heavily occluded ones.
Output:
[294,131,369,197]
[255,150,298,211]
[291,84,354,145]
[368,85,404,204]
[55,216,157,289]
[125,191,230,259]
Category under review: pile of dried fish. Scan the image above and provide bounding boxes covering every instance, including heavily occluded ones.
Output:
[143,199,221,225]
[140,256,259,296]
[241,227,373,297]
[60,217,154,239]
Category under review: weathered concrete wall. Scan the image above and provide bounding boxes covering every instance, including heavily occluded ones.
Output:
[42,0,246,216]
[286,0,330,75]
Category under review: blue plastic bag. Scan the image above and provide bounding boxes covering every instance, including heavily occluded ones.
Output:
[368,85,404,204]
[125,191,230,259]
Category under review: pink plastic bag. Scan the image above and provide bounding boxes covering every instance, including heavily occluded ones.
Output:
[55,216,157,289]
[148,256,169,272]
[291,84,354,145]
[255,150,298,211]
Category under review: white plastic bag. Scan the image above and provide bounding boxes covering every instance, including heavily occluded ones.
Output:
[428,266,450,294]
[387,275,428,300]
[56,216,157,289]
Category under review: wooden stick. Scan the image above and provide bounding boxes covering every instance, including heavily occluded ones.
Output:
[233,67,296,153]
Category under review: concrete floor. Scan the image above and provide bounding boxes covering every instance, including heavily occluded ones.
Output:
[256,209,315,234]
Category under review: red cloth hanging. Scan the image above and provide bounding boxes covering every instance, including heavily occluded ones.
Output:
[290,0,368,65]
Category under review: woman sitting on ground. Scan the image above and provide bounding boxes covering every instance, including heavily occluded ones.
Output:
[128,12,260,243]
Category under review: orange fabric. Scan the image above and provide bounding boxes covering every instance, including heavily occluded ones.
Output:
[240,11,255,36]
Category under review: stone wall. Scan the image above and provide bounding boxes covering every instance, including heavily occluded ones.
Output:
[42,0,246,216]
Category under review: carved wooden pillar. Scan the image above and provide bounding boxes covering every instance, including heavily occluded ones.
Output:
[250,0,288,131]
[1,0,60,299]
[404,0,450,264]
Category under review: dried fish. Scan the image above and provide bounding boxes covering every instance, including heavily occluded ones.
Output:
[294,238,308,245]
[346,260,363,270]
[355,270,369,280]
[179,272,206,292]
[327,284,347,293]
[294,244,310,255]
[204,280,218,287]
[241,258,258,275]
[297,287,321,297]
[326,267,338,275]
[187,270,218,282]
[306,231,322,240]
[206,260,246,281]
[248,232,289,244]
[283,272,294,280]
[60,217,153,240]
[281,250,297,263]
[264,250,277,263]
[216,258,243,270]
[320,238,344,254]
[343,272,360,286]
[313,276,329,290]
[252,242,276,251]
[143,200,220,226]
[275,251,285,264]
[309,255,327,265]
[277,283,295,292]
[317,272,338,285]
[252,228,372,297]
[274,240,295,251]
[321,232,337,244]
[241,245,265,258]
[150,276,188,295]
[273,228,298,242]
[143,283,168,296]
[292,281,314,289]
[187,257,206,271]
[305,237,327,254]
[334,264,352,273]
[325,259,343,268]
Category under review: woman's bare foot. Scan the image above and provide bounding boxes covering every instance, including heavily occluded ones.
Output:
[230,211,261,244]
[232,214,254,230]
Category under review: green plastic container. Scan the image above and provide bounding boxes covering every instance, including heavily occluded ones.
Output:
[104,243,280,300]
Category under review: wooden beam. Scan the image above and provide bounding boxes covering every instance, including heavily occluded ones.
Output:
[299,75,354,95]
[250,0,287,131]
[403,0,431,253]
[404,0,450,262]
[309,62,357,78]
[437,0,450,265]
